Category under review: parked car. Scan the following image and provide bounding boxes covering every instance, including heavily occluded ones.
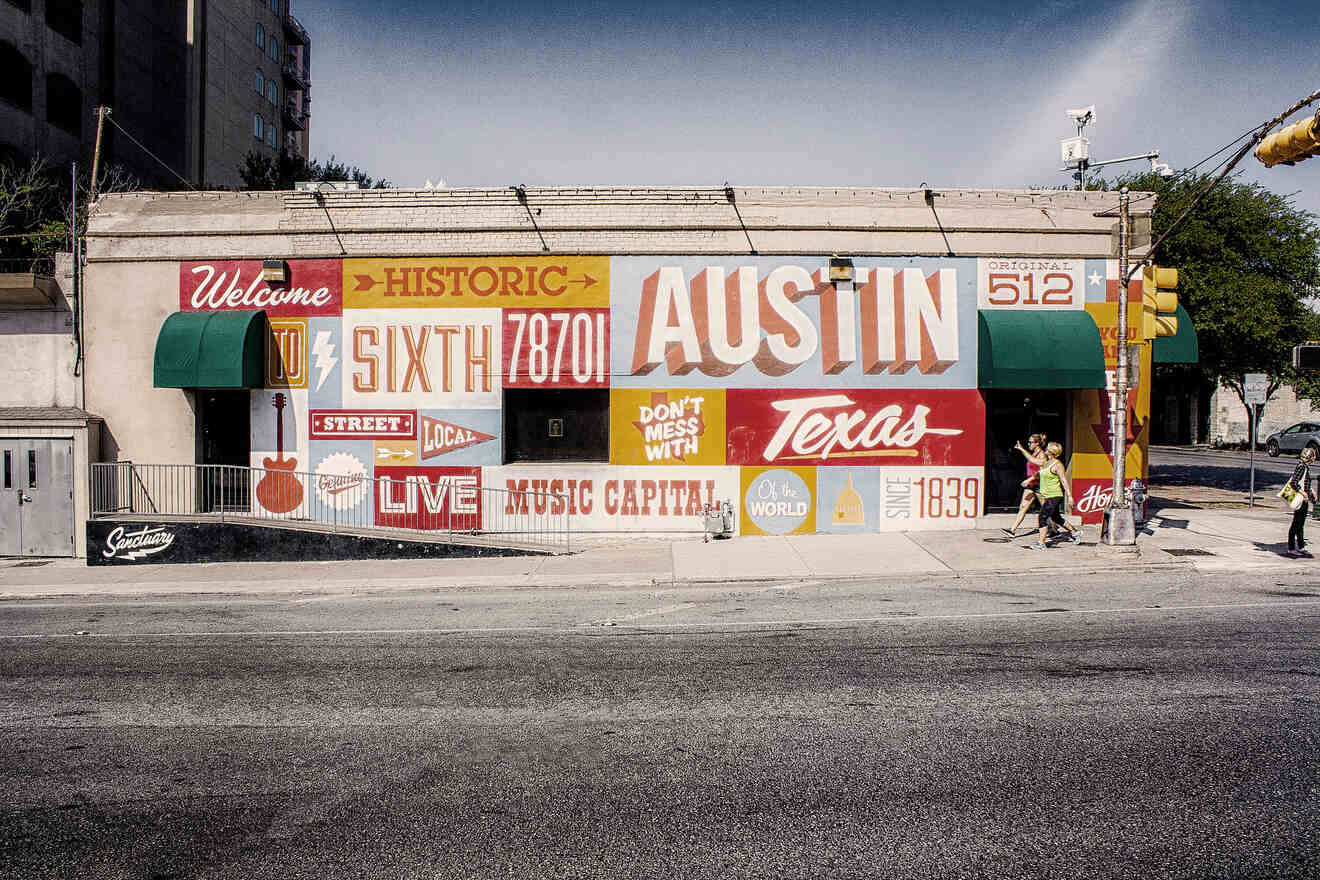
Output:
[1265,422,1320,457]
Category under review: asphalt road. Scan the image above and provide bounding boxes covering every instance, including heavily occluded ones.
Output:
[2,570,1318,879]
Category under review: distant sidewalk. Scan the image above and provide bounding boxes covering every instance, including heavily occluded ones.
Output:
[0,506,1304,601]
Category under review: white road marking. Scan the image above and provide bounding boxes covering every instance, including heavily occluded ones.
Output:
[589,602,696,626]
[0,599,1315,640]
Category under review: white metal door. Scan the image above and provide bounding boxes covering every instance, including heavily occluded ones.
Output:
[1,439,75,557]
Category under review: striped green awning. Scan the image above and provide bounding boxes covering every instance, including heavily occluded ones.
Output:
[1152,305,1199,364]
[153,310,267,388]
[977,310,1107,389]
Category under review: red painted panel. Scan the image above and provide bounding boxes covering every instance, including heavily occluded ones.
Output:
[725,388,985,467]
[309,410,416,440]
[180,258,342,316]
[502,308,609,388]
[373,466,482,531]
[1071,477,1146,526]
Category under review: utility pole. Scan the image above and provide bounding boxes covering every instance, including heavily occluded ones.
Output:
[1104,188,1137,546]
[88,106,109,202]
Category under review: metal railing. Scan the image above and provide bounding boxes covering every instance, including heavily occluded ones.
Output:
[90,462,571,553]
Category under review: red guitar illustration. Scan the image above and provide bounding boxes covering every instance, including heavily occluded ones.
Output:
[256,392,303,513]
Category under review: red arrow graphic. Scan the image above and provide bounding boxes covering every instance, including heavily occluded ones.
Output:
[353,273,378,292]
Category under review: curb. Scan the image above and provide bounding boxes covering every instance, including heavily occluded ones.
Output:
[0,558,1200,602]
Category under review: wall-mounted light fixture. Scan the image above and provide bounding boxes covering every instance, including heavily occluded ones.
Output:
[262,259,288,283]
[828,256,854,285]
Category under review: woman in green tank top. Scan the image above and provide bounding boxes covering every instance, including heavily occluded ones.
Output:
[1029,442,1081,550]
[1038,465,1064,499]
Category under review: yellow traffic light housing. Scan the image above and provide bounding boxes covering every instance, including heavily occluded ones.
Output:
[1141,265,1179,339]
[1256,114,1320,167]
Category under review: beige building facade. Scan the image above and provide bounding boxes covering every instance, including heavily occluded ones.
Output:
[76,186,1185,560]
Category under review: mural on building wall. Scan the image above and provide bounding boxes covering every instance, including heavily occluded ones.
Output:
[180,259,342,316]
[740,466,817,536]
[976,259,1090,310]
[503,308,610,389]
[250,388,309,517]
[172,253,1166,535]
[483,465,737,531]
[725,388,984,467]
[609,389,726,466]
[609,257,977,388]
[1070,291,1153,526]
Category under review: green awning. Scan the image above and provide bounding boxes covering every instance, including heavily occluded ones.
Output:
[1152,304,1198,364]
[153,310,267,388]
[978,310,1106,389]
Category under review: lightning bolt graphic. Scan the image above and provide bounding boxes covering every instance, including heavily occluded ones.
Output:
[312,330,337,391]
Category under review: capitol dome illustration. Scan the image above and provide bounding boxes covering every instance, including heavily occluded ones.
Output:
[832,474,865,525]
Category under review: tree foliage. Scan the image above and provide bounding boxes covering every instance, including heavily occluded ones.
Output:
[1109,171,1320,413]
[0,155,139,271]
[238,149,390,191]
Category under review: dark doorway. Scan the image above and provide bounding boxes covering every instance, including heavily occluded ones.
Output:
[984,390,1068,510]
[197,390,250,511]
[504,388,609,462]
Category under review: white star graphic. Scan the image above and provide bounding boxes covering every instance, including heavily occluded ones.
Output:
[1088,271,1104,287]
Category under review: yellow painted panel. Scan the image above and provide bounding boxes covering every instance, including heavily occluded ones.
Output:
[610,389,726,466]
[1070,339,1151,480]
[265,317,308,389]
[739,465,817,536]
[343,257,610,309]
[373,439,419,465]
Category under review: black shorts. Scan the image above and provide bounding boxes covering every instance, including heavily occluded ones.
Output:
[1038,496,1066,528]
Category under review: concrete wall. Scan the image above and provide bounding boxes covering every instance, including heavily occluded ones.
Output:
[84,188,1148,262]
[82,260,196,464]
[0,253,79,408]
[1210,381,1320,445]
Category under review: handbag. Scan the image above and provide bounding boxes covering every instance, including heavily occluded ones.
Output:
[1280,483,1306,510]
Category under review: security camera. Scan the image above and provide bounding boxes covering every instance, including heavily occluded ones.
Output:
[1065,105,1096,124]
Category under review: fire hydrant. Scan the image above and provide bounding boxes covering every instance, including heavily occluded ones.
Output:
[1128,479,1148,525]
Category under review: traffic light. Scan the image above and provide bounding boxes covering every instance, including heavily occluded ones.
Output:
[1255,114,1320,167]
[1294,344,1320,370]
[1141,265,1179,339]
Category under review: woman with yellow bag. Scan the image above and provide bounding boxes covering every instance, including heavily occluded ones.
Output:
[1281,446,1317,557]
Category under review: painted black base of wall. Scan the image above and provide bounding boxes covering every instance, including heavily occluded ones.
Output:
[87,520,542,566]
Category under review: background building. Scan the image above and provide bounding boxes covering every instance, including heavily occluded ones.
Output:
[0,0,312,187]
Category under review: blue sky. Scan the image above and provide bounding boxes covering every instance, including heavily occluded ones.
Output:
[296,0,1320,215]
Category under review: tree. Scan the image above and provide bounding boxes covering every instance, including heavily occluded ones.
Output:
[0,155,139,270]
[238,149,390,190]
[1110,171,1320,432]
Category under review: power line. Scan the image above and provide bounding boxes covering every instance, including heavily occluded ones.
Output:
[103,113,196,191]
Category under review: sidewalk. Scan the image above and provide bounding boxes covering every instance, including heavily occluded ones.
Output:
[0,502,1303,600]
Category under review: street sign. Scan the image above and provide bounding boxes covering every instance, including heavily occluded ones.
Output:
[1244,373,1267,405]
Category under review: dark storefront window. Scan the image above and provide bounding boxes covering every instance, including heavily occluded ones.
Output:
[504,388,609,462]
[984,390,1069,510]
